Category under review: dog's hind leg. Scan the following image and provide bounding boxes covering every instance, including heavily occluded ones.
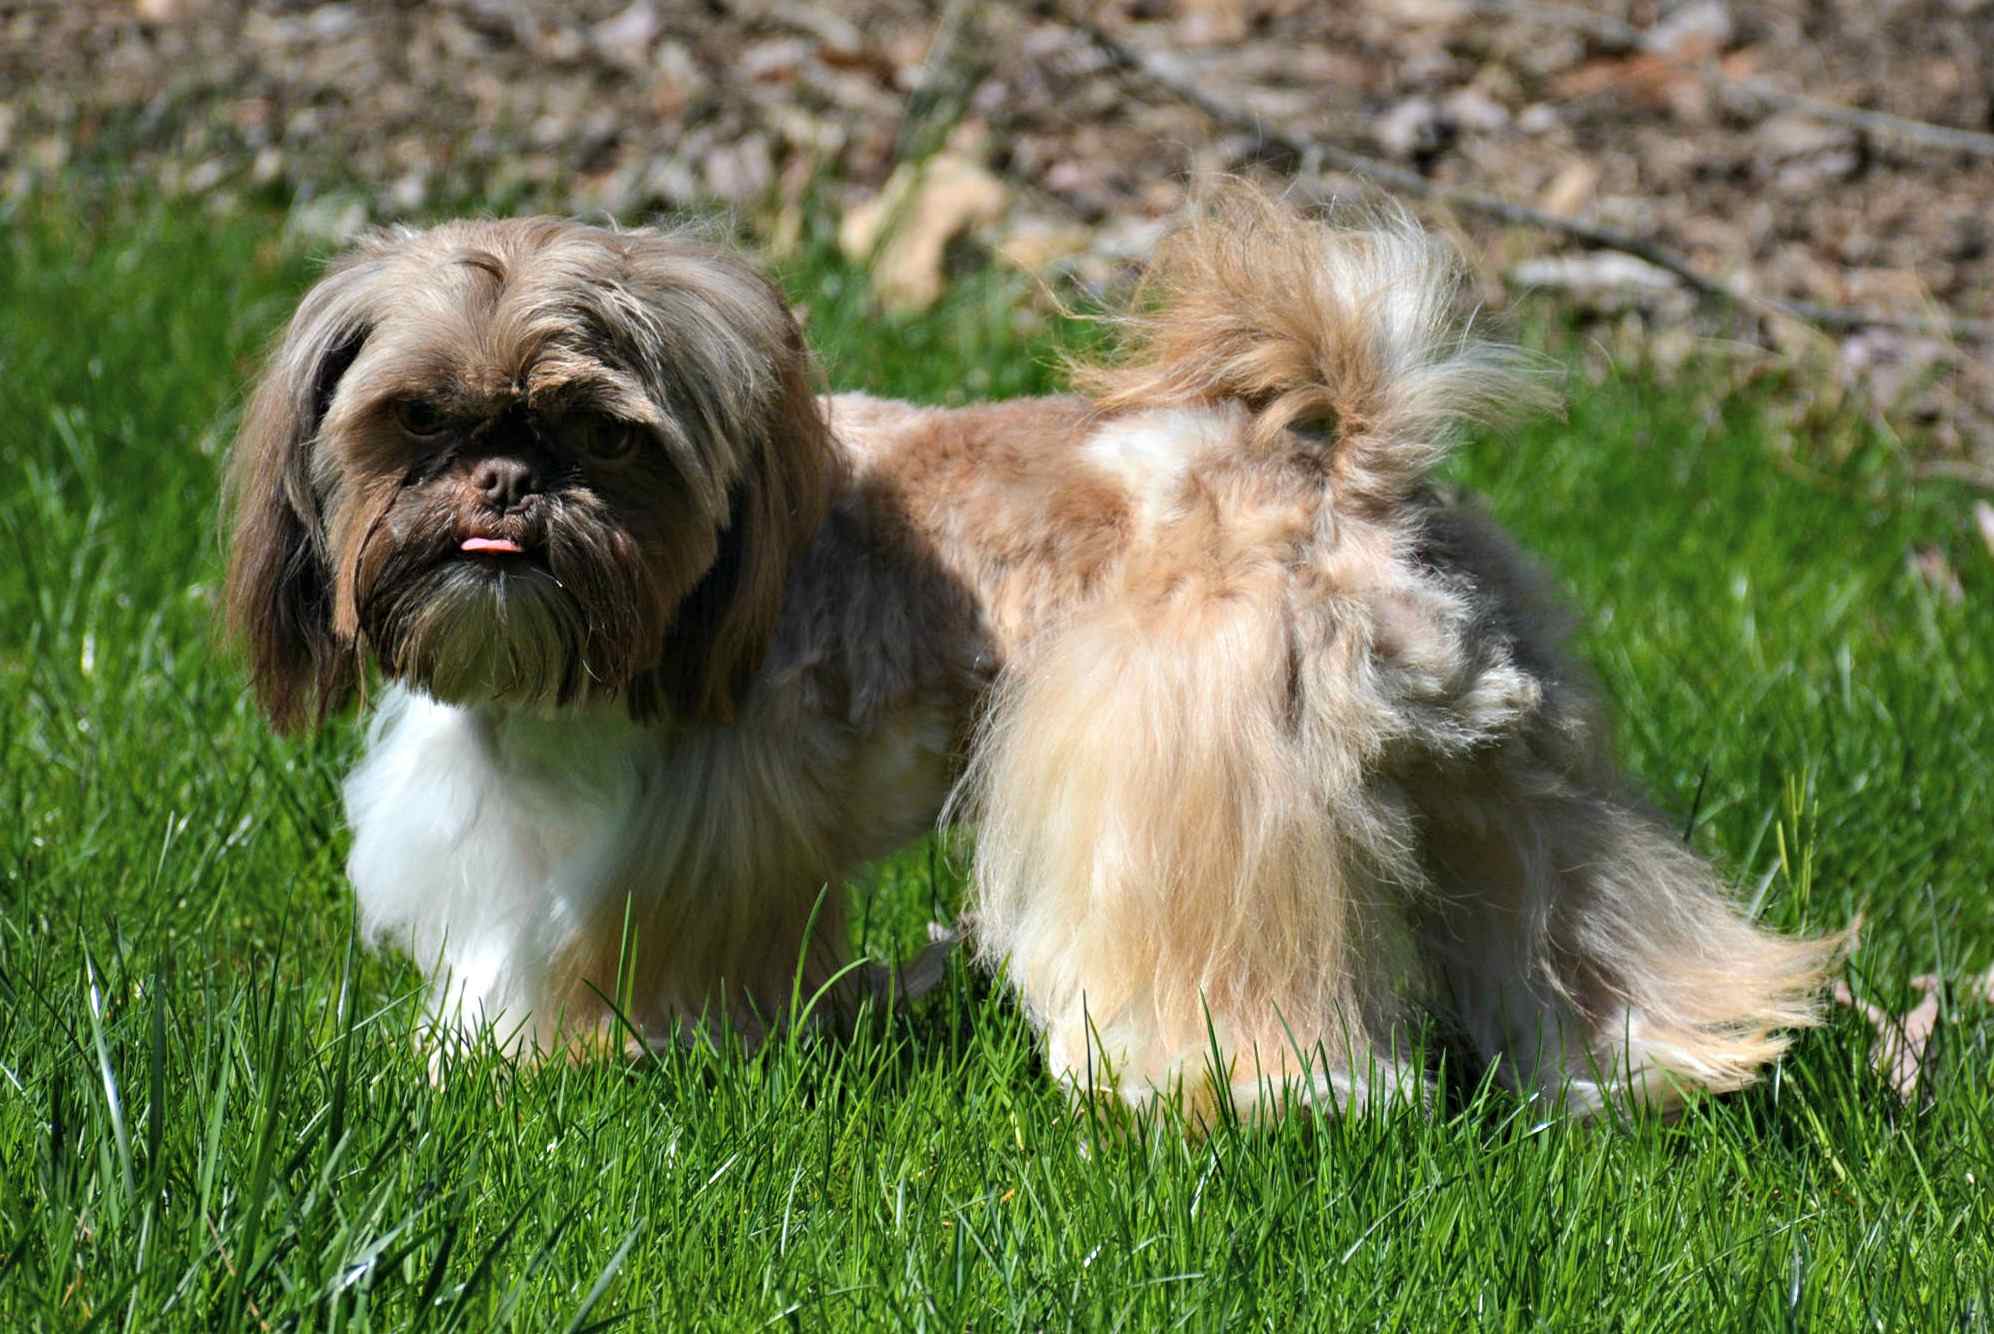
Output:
[955,490,1436,1126]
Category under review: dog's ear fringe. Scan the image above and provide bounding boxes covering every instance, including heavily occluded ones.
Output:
[637,248,839,723]
[221,260,378,733]
[1068,181,1558,511]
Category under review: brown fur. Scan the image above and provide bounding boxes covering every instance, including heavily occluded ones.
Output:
[227,186,1843,1120]
[225,218,833,729]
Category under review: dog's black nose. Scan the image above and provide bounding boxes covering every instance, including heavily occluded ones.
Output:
[472,456,538,512]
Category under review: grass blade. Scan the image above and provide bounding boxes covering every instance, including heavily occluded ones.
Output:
[561,1227,638,1334]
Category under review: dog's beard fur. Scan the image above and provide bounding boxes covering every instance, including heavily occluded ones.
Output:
[366,551,596,708]
[345,490,693,710]
[224,187,1846,1126]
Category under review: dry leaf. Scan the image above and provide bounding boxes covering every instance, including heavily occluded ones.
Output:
[1834,968,1994,1102]
[590,0,659,69]
[994,216,1095,276]
[1833,977,1940,1101]
[1177,0,1252,47]
[1909,546,1965,605]
[839,154,1008,312]
[1537,160,1599,219]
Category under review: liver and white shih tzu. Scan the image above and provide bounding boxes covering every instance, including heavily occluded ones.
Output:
[224,186,1841,1120]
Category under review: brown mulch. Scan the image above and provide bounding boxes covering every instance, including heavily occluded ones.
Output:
[5,0,1992,461]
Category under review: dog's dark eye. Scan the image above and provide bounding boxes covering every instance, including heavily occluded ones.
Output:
[396,399,449,439]
[567,414,642,462]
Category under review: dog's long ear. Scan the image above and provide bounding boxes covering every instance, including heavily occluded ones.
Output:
[616,234,837,721]
[223,256,381,732]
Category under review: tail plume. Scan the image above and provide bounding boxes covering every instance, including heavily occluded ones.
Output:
[1071,184,1554,507]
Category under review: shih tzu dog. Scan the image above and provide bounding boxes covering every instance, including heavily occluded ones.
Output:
[225,185,1841,1119]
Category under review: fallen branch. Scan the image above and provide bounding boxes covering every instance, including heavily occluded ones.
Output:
[1718,75,1994,161]
[1913,458,1994,490]
[1470,1,1994,159]
[1067,15,1994,344]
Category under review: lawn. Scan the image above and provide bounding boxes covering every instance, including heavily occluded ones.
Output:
[3,193,1991,1329]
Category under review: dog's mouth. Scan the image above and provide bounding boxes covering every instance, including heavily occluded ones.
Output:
[367,550,589,707]
[455,529,552,574]
[353,490,665,711]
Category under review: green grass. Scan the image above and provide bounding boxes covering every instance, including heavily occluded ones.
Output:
[3,193,1992,1330]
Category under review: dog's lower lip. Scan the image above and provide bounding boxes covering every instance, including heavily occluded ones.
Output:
[461,537,525,555]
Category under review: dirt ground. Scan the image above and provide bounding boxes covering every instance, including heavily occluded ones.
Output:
[6,0,1992,463]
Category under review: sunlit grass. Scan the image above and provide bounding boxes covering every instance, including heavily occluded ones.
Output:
[2,193,1990,1328]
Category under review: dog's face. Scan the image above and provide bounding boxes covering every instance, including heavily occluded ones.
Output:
[224,219,834,729]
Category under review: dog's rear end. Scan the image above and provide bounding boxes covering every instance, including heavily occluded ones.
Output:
[955,187,1843,1120]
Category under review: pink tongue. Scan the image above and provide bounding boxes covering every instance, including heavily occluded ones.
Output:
[461,537,524,554]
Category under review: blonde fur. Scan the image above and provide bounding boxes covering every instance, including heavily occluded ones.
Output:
[957,187,1843,1119]
[1070,187,1555,510]
[229,184,1841,1121]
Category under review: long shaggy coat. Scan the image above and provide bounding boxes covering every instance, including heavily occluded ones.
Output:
[227,186,1843,1120]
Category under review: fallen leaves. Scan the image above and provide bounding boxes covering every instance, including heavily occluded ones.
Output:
[1834,968,1994,1103]
[7,0,1993,455]
[838,153,1009,312]
[1908,546,1966,606]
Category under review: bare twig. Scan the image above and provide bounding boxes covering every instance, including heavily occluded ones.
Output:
[1469,1,1994,158]
[1719,75,1994,160]
[1912,458,1994,490]
[893,0,979,162]
[1066,15,1994,343]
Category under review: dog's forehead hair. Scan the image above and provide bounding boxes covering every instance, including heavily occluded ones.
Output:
[288,215,809,533]
[314,218,728,437]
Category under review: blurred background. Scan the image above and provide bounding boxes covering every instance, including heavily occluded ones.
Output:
[5,0,1992,469]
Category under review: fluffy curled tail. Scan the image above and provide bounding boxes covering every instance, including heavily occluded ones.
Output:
[1071,184,1554,508]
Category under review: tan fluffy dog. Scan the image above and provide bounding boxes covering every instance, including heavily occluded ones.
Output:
[225,186,1841,1119]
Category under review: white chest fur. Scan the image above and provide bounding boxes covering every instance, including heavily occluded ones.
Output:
[344,687,656,1045]
[342,682,959,1049]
